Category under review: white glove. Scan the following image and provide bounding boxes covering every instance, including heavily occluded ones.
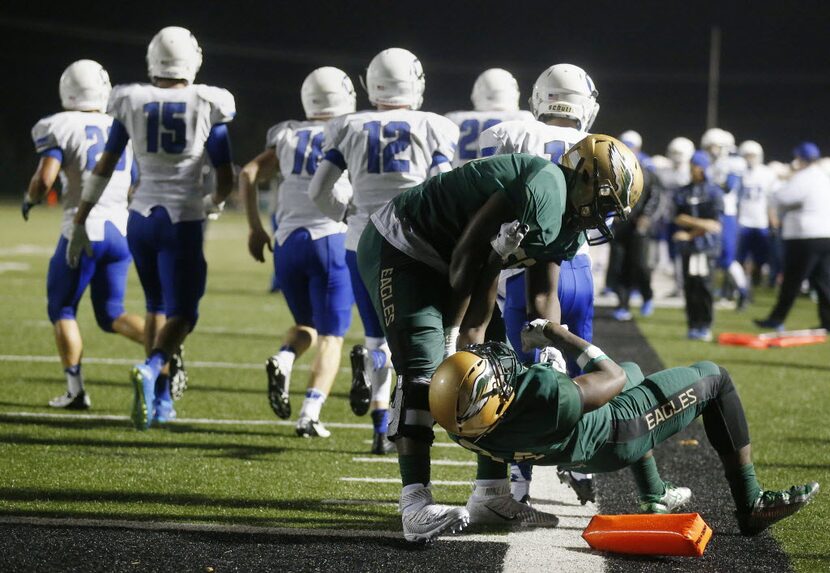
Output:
[443,326,460,359]
[203,194,225,220]
[521,318,551,352]
[66,223,92,268]
[538,346,567,373]
[490,220,529,259]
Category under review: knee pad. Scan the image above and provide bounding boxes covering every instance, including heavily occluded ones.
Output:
[387,375,434,445]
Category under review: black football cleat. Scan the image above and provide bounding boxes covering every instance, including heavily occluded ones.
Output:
[266,356,291,419]
[371,432,396,455]
[349,345,371,416]
[737,482,819,535]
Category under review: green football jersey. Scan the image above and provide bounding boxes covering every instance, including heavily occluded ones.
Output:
[371,153,585,271]
[450,361,646,466]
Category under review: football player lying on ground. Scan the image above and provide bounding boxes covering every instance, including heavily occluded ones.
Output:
[430,319,820,536]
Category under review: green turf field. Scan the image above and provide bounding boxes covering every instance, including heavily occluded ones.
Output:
[1,204,828,571]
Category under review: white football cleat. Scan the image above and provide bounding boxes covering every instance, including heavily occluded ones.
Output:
[400,484,469,543]
[466,480,559,527]
[639,482,693,513]
[295,416,331,438]
[48,391,91,410]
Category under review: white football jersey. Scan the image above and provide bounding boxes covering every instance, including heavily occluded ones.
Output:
[655,164,691,190]
[737,164,778,229]
[267,119,349,245]
[708,154,746,217]
[108,83,236,222]
[444,109,534,166]
[323,109,459,250]
[31,111,134,241]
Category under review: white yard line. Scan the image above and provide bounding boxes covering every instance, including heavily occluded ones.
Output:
[340,477,470,486]
[0,410,372,430]
[501,466,603,573]
[352,457,475,467]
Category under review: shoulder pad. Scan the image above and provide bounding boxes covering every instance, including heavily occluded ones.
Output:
[195,85,237,124]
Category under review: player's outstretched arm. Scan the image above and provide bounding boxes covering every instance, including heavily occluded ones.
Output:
[239,149,278,262]
[522,319,626,412]
[525,261,562,323]
[23,155,61,220]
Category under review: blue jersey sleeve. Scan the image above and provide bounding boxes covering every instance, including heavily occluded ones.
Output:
[104,119,130,156]
[40,147,64,163]
[206,123,232,167]
[130,159,139,185]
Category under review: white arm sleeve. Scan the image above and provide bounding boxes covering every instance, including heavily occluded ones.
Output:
[309,160,349,222]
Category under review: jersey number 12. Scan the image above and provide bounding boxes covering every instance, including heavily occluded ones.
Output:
[363,121,411,173]
[143,102,187,154]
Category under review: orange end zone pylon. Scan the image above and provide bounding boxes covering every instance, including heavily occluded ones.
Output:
[582,513,712,557]
[718,328,827,349]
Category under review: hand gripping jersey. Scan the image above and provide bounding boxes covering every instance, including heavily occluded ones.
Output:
[370,153,585,273]
[31,111,134,240]
[444,109,534,166]
[107,83,235,222]
[267,120,350,245]
[737,164,778,229]
[322,109,459,250]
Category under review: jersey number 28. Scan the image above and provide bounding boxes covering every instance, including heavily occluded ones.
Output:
[363,121,411,173]
[143,102,187,154]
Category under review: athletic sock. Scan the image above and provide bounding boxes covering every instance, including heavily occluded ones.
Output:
[371,409,389,434]
[631,455,666,500]
[399,453,430,488]
[145,349,169,379]
[155,374,172,403]
[369,349,386,370]
[476,455,509,480]
[299,389,326,420]
[510,462,533,502]
[65,364,83,395]
[276,346,295,387]
[727,463,762,512]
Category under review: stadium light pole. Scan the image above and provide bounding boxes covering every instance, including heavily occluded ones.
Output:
[706,25,721,129]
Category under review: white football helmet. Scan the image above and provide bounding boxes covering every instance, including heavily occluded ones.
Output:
[529,63,599,131]
[59,60,111,111]
[738,140,764,167]
[471,68,520,112]
[363,48,425,110]
[700,127,734,158]
[147,26,203,83]
[619,130,642,151]
[667,137,695,165]
[301,67,356,119]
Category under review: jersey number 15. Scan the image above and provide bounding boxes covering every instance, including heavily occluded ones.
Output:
[143,102,187,154]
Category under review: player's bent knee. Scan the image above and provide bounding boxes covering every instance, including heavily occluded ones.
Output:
[388,375,435,445]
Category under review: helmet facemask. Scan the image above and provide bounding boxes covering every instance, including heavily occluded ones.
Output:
[455,342,519,440]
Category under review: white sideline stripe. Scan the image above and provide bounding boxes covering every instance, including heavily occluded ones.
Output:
[340,478,469,486]
[0,411,372,430]
[361,440,459,448]
[0,515,499,543]
[0,354,345,373]
[321,499,397,507]
[501,466,603,573]
[352,457,475,467]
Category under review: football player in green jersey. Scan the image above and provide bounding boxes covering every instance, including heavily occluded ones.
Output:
[430,319,820,537]
[356,134,643,542]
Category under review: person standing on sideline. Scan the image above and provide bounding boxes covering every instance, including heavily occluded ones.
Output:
[755,143,830,331]
[672,151,723,341]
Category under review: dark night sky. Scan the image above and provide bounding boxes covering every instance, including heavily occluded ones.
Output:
[1,1,829,194]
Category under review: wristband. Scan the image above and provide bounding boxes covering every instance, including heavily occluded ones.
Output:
[443,326,460,356]
[576,345,605,370]
[583,354,610,372]
[81,173,109,204]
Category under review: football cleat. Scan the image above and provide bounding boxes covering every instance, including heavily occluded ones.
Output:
[753,318,784,332]
[295,416,331,438]
[152,396,177,425]
[466,481,559,527]
[349,345,371,416]
[557,469,597,505]
[169,346,188,401]
[371,432,396,455]
[266,356,291,419]
[400,485,469,543]
[613,308,633,322]
[737,482,819,536]
[48,391,91,410]
[130,365,156,431]
[640,299,654,317]
[639,482,693,514]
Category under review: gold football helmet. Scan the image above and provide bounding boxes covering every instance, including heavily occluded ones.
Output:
[561,134,644,245]
[429,342,519,439]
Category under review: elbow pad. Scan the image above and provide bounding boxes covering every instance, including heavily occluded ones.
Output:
[309,160,348,222]
[81,173,110,204]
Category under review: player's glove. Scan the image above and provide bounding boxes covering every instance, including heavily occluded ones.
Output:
[203,194,225,220]
[538,346,568,373]
[66,223,92,268]
[443,326,459,359]
[490,221,529,259]
[21,195,39,221]
[520,318,563,352]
